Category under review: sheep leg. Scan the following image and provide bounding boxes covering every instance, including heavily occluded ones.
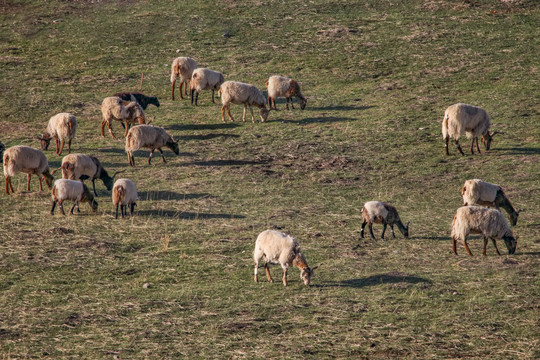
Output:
[453,236,458,255]
[38,175,43,191]
[128,152,135,167]
[254,262,259,282]
[106,120,117,139]
[148,149,154,165]
[282,266,288,287]
[121,205,126,218]
[5,175,10,195]
[115,203,119,219]
[101,120,107,137]
[211,89,215,103]
[68,138,72,154]
[26,173,31,191]
[491,237,501,256]
[158,148,166,163]
[55,138,60,155]
[455,139,465,156]
[242,105,247,122]
[184,80,189,96]
[390,224,396,238]
[223,105,234,122]
[470,138,477,154]
[475,137,481,154]
[130,203,135,216]
[59,200,66,216]
[124,122,130,137]
[91,179,97,197]
[249,105,256,123]
[70,201,78,215]
[463,239,473,256]
[264,263,273,283]
[178,82,184,99]
[58,139,65,155]
[360,221,367,238]
[286,98,290,110]
[289,97,295,110]
[368,223,376,239]
[381,223,387,239]
[483,236,489,256]
[50,200,57,215]
[444,137,450,155]
[195,91,199,106]
[7,176,14,194]
[171,79,176,101]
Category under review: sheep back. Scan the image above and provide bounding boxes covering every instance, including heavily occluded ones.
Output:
[443,103,491,139]
[47,113,77,141]
[61,153,98,180]
[52,178,85,202]
[254,230,300,266]
[462,179,500,206]
[362,201,389,223]
[112,178,138,206]
[3,146,49,177]
[451,206,513,241]
[220,81,266,107]
[125,125,172,152]
[267,75,293,98]
[191,68,225,92]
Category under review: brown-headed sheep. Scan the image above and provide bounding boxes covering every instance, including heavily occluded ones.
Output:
[218,81,270,123]
[51,178,98,215]
[112,178,138,219]
[266,75,307,110]
[3,145,55,195]
[39,113,77,155]
[254,230,318,286]
[190,68,225,106]
[451,206,517,256]
[361,201,409,239]
[101,96,146,139]
[125,125,179,167]
[170,57,197,100]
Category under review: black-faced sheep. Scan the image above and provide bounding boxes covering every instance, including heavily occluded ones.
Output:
[461,179,521,226]
[125,125,179,167]
[190,68,225,106]
[39,112,77,156]
[266,75,307,110]
[253,230,317,286]
[61,153,123,196]
[3,145,55,195]
[112,178,138,219]
[442,103,499,156]
[101,96,146,139]
[171,57,197,100]
[451,206,517,256]
[218,81,270,123]
[50,178,98,215]
[361,201,409,239]
[113,92,160,110]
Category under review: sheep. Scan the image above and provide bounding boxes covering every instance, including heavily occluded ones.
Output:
[50,178,98,215]
[113,92,160,110]
[100,96,146,139]
[170,56,197,100]
[218,81,270,123]
[3,145,55,195]
[451,206,517,256]
[61,153,124,196]
[442,103,499,156]
[0,142,5,163]
[112,178,138,219]
[125,125,179,167]
[361,201,409,239]
[253,230,318,286]
[461,179,521,226]
[266,75,307,110]
[39,112,77,155]
[190,68,225,106]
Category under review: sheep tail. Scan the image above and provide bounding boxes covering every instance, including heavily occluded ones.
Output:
[265,81,269,88]
[113,185,125,204]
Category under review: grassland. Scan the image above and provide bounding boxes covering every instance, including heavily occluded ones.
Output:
[0,0,539,358]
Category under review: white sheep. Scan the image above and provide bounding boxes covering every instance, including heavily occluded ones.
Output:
[442,103,499,155]
[266,75,307,110]
[39,113,77,155]
[125,125,179,167]
[461,179,521,226]
[451,206,517,256]
[61,153,123,196]
[218,81,270,123]
[3,145,55,195]
[101,96,146,139]
[170,56,197,100]
[253,230,318,286]
[190,68,225,105]
[50,178,98,215]
[361,201,410,239]
[112,178,138,219]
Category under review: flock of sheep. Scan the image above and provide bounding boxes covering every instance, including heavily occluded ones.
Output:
[0,56,523,286]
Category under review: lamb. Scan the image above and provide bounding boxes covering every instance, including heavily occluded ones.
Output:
[461,179,521,226]
[266,75,307,110]
[61,153,123,196]
[170,56,197,100]
[190,68,225,106]
[442,103,499,156]
[50,178,98,215]
[451,206,517,256]
[113,92,160,110]
[3,145,55,195]
[39,112,77,155]
[218,81,270,123]
[100,96,146,139]
[253,230,318,286]
[125,125,179,167]
[112,178,138,219]
[361,201,409,239]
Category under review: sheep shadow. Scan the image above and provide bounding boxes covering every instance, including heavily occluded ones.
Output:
[168,123,241,131]
[317,273,431,289]
[138,191,209,201]
[495,147,540,155]
[98,147,126,154]
[180,159,267,167]
[266,116,356,124]
[309,105,376,111]
[137,210,245,220]
[179,133,240,141]
[422,236,452,241]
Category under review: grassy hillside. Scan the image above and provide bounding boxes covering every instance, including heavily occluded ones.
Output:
[1,0,539,358]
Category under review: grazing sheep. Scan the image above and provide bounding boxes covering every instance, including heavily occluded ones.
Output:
[39,112,77,155]
[61,153,123,196]
[101,96,146,139]
[451,206,517,256]
[190,68,225,105]
[113,92,160,110]
[361,201,409,239]
[50,178,98,215]
[253,230,318,286]
[266,75,307,110]
[442,103,498,155]
[112,178,138,219]
[170,56,197,100]
[125,125,179,167]
[3,145,55,195]
[218,81,270,123]
[462,179,521,226]
[0,142,5,163]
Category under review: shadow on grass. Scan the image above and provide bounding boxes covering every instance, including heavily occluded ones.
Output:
[317,272,431,289]
[495,147,540,155]
[514,252,540,257]
[422,236,452,241]
[178,133,240,141]
[266,116,356,124]
[181,159,267,167]
[137,210,245,219]
[138,191,209,201]
[168,123,241,131]
[309,105,376,111]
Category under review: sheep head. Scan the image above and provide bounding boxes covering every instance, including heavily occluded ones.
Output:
[503,235,517,255]
[482,131,500,151]
[39,134,52,150]
[166,139,180,155]
[300,265,318,286]
[259,107,270,122]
